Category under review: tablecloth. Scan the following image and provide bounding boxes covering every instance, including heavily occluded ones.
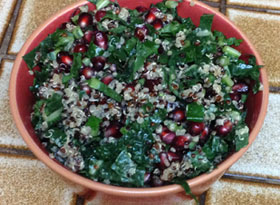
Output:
[0,0,280,204]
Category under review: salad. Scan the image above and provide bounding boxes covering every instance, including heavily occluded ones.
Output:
[23,0,262,195]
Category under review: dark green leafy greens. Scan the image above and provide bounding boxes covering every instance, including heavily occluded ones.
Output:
[186,103,205,122]
[82,109,167,187]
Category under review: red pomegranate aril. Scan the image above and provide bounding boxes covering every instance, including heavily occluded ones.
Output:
[144,79,160,91]
[230,93,241,101]
[145,8,158,23]
[104,124,121,138]
[173,109,185,122]
[81,84,91,95]
[159,152,170,168]
[216,120,233,137]
[78,13,93,28]
[136,6,148,13]
[95,10,107,22]
[152,19,163,30]
[174,135,191,148]
[81,67,94,79]
[158,45,164,54]
[161,130,176,144]
[74,44,87,53]
[124,83,136,92]
[135,26,148,41]
[200,127,209,142]
[92,56,106,71]
[94,31,108,50]
[190,122,205,136]
[194,41,200,46]
[167,152,180,161]
[84,30,94,43]
[232,83,249,93]
[101,75,113,85]
[58,52,73,66]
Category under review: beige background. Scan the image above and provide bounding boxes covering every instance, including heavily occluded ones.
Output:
[1,0,280,204]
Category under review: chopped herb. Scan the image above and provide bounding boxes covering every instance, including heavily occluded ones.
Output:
[186,103,205,122]
[88,78,123,102]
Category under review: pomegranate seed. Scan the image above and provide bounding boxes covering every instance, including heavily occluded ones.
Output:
[145,8,158,23]
[104,124,122,138]
[124,83,135,92]
[144,79,160,91]
[80,84,91,95]
[174,135,191,148]
[94,31,108,50]
[74,44,88,53]
[84,30,94,43]
[58,52,73,66]
[101,75,113,85]
[194,41,200,46]
[136,6,148,13]
[230,93,241,101]
[144,173,151,183]
[134,25,148,41]
[159,152,170,168]
[92,56,106,71]
[60,56,73,66]
[161,128,176,144]
[95,10,107,22]
[152,19,163,30]
[167,152,180,161]
[81,67,94,79]
[172,109,185,122]
[232,83,249,93]
[78,13,93,28]
[216,120,233,137]
[158,45,164,54]
[189,122,205,136]
[200,127,209,142]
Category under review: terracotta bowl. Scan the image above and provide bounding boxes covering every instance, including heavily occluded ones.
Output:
[9,0,269,198]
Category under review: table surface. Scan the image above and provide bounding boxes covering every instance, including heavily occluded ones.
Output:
[1,0,280,204]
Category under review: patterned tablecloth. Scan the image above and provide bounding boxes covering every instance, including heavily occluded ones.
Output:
[0,0,280,204]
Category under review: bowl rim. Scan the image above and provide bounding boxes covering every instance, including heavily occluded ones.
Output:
[9,0,269,197]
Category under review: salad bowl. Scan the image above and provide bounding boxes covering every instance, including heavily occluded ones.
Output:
[9,0,269,199]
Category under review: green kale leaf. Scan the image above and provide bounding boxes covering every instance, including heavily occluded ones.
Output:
[199,14,214,31]
[86,116,102,137]
[203,136,229,161]
[186,103,205,122]
[234,124,249,151]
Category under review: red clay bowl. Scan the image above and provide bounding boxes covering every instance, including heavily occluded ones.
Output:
[9,0,268,198]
